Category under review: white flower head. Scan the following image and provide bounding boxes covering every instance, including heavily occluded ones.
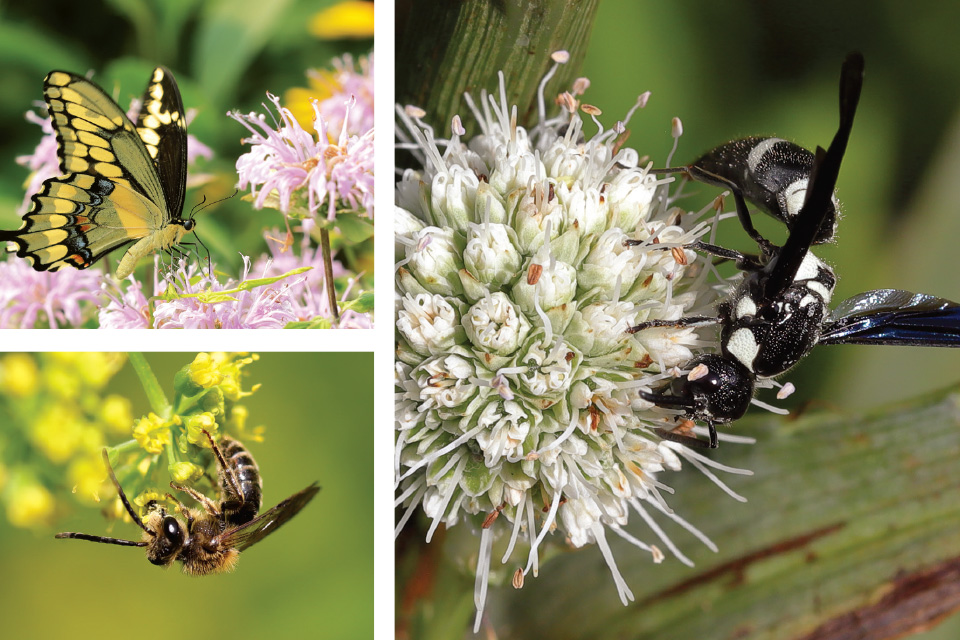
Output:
[396,52,751,631]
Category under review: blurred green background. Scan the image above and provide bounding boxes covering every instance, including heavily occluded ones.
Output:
[0,0,373,280]
[580,0,960,416]
[0,352,372,640]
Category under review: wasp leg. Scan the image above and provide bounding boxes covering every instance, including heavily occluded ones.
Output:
[638,388,719,449]
[627,315,716,334]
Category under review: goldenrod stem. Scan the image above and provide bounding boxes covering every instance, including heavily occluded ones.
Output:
[128,353,170,417]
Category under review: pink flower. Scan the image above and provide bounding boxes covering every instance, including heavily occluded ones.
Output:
[152,258,303,329]
[99,276,151,329]
[315,53,374,136]
[0,258,102,328]
[229,93,374,221]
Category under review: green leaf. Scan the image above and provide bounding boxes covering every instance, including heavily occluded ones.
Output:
[284,318,334,329]
[193,0,294,105]
[488,385,960,639]
[340,291,374,314]
[159,266,311,303]
[326,212,375,243]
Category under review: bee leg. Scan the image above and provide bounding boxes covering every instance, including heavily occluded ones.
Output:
[202,429,244,503]
[170,482,220,517]
[165,492,195,528]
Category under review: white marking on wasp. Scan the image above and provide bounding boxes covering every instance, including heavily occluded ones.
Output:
[726,328,759,370]
[746,137,784,173]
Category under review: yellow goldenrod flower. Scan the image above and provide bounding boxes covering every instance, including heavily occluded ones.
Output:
[188,352,224,388]
[31,403,85,464]
[101,395,133,435]
[133,413,173,454]
[169,461,204,484]
[7,476,54,528]
[67,456,106,505]
[132,489,164,518]
[308,1,374,39]
[184,412,219,447]
[0,354,39,397]
[43,359,83,401]
[75,353,126,389]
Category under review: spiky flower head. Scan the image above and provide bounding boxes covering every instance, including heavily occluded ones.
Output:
[395,51,754,629]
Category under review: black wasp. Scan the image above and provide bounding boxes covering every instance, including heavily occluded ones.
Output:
[626,52,960,449]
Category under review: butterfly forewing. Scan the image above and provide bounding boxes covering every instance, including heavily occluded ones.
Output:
[221,483,320,552]
[136,66,188,221]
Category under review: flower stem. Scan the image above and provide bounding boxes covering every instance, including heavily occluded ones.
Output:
[320,227,340,322]
[128,353,171,417]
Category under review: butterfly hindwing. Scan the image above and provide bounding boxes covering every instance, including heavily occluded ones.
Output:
[2,67,190,276]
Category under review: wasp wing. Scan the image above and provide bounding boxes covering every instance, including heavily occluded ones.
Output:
[818,288,960,346]
[220,482,320,552]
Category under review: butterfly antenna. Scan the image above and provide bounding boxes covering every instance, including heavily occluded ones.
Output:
[189,189,239,219]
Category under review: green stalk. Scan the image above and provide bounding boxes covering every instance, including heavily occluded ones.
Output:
[128,353,171,417]
[396,0,600,134]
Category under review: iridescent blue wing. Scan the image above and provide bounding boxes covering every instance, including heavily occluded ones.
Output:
[818,288,960,347]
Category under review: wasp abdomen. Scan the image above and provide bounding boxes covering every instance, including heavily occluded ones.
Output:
[694,136,837,244]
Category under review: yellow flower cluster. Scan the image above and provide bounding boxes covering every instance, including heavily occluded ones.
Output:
[0,354,130,527]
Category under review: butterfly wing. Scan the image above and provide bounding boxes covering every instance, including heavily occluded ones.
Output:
[136,66,187,220]
[219,483,320,552]
[1,69,181,272]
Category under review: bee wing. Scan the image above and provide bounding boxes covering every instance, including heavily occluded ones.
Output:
[220,482,320,551]
[819,289,960,346]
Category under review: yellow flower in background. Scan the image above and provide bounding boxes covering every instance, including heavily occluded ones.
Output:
[0,354,38,397]
[6,474,54,528]
[285,76,336,133]
[67,455,106,505]
[309,1,374,39]
[101,395,134,435]
[31,403,86,464]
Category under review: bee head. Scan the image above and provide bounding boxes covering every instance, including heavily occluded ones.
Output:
[145,510,186,566]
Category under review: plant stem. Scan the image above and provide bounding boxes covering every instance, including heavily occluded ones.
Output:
[128,353,171,417]
[320,227,340,322]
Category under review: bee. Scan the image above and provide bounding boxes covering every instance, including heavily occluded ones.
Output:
[55,430,319,575]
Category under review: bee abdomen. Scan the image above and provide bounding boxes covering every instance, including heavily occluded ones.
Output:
[220,436,263,525]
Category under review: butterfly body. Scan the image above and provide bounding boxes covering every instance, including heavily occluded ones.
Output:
[2,66,194,278]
